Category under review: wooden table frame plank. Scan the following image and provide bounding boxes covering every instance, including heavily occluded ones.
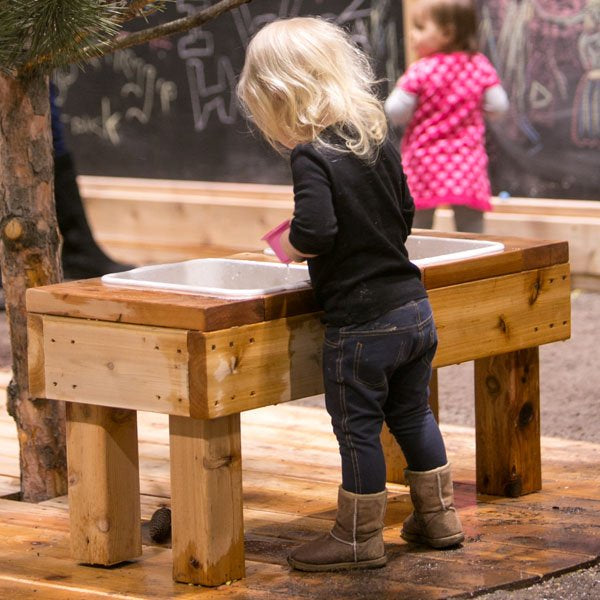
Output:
[475,348,542,496]
[169,413,245,585]
[65,403,141,565]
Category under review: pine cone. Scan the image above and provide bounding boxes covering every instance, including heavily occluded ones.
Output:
[148,506,171,543]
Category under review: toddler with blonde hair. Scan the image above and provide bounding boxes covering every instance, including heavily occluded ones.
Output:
[238,16,463,572]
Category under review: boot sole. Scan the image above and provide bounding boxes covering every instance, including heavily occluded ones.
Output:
[287,555,387,572]
[401,530,464,548]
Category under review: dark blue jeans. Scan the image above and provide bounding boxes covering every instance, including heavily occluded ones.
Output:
[322,297,447,494]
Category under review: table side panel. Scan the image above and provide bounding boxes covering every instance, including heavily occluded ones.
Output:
[431,263,571,368]
[35,315,193,415]
[422,241,568,290]
[197,312,324,419]
[422,249,524,290]
[28,264,571,420]
[198,264,570,418]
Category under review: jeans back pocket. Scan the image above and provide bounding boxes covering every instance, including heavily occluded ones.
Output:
[352,337,394,389]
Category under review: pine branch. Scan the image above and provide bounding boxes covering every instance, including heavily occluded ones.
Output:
[1,0,253,75]
[94,0,253,55]
[118,1,169,24]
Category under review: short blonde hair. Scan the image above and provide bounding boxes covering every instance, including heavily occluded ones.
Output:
[237,17,387,162]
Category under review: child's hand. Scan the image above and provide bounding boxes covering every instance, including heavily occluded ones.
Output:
[262,220,293,263]
[281,234,311,262]
[261,219,318,263]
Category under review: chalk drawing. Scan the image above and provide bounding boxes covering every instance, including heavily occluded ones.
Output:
[478,0,598,196]
[185,56,237,130]
[572,0,600,147]
[66,97,121,145]
[480,0,589,140]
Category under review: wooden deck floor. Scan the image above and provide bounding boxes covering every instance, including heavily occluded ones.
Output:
[0,368,599,599]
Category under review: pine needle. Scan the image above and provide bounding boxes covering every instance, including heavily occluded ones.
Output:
[0,0,128,74]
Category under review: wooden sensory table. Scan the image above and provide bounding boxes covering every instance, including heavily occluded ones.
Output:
[26,230,571,586]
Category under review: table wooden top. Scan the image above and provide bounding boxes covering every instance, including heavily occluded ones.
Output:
[26,231,568,332]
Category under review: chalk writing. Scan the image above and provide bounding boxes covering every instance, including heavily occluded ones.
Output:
[172,0,396,130]
[175,0,237,130]
[55,47,177,145]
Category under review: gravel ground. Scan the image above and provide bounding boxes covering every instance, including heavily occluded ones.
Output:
[0,290,598,598]
[474,562,600,600]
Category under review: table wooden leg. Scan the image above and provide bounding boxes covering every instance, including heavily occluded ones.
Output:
[169,413,245,586]
[66,403,141,565]
[382,369,439,484]
[475,347,541,497]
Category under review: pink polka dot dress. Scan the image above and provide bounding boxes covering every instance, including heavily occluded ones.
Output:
[398,52,501,211]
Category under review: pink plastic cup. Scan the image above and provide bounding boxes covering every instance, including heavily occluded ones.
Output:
[261,219,292,264]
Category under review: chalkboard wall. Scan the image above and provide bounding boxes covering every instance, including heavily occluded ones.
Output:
[54,0,403,184]
[55,0,599,199]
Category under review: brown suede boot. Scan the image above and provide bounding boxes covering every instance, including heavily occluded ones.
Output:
[287,486,388,572]
[401,463,464,548]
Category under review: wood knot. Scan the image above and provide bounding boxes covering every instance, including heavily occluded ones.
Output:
[189,556,200,569]
[1,216,39,250]
[529,277,542,305]
[203,455,233,469]
[485,375,501,397]
[518,402,535,427]
[3,218,23,240]
[96,518,110,533]
[497,315,508,335]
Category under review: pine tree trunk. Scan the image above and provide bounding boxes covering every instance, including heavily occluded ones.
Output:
[0,72,67,502]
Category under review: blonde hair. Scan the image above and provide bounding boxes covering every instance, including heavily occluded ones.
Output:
[237,17,387,162]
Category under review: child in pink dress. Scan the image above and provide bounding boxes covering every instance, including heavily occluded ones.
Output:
[385,0,509,233]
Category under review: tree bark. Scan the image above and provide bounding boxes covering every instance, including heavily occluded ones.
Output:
[0,72,67,502]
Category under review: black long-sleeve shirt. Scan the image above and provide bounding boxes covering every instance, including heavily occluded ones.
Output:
[288,137,427,325]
